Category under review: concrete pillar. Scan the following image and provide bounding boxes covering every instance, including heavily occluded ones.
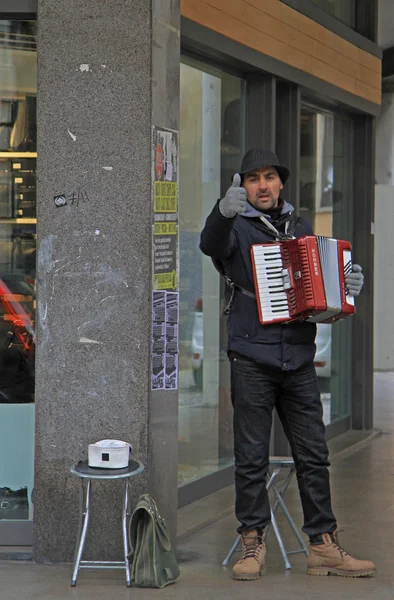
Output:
[35,0,179,562]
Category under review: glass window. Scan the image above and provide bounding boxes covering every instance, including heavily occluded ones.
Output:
[300,104,354,425]
[178,58,245,486]
[0,20,36,526]
[309,0,356,28]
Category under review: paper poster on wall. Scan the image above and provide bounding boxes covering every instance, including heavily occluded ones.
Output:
[165,292,179,390]
[151,126,179,391]
[152,126,179,292]
[151,290,179,391]
[151,291,166,390]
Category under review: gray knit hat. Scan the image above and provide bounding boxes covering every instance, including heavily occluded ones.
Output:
[239,148,290,184]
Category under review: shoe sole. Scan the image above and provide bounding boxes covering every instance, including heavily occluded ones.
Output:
[307,567,376,578]
[232,567,266,581]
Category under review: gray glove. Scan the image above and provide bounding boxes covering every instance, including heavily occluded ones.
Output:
[345,263,364,297]
[219,173,247,218]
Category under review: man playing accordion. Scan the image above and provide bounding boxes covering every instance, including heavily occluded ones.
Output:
[200,147,375,581]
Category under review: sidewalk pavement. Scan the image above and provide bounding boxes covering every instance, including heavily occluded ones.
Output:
[2,372,394,600]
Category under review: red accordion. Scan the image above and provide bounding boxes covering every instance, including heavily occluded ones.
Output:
[250,236,355,325]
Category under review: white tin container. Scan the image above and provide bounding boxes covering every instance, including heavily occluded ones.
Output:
[88,439,132,469]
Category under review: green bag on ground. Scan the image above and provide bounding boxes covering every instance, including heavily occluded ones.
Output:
[128,493,180,588]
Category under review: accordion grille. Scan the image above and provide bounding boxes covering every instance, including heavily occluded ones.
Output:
[284,240,314,309]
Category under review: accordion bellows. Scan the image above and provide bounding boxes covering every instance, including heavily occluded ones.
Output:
[250,236,355,325]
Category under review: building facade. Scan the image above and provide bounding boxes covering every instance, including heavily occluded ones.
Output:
[0,0,380,561]
[374,0,394,371]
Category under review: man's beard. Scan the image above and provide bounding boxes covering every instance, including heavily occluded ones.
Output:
[252,194,278,211]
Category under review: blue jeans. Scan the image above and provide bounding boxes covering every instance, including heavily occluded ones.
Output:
[230,356,337,538]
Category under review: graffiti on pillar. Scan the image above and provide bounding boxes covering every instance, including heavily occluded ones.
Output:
[54,185,90,208]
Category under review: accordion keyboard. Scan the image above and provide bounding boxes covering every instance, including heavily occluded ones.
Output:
[251,244,290,321]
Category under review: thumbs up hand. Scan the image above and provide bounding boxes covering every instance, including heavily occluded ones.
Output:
[219,173,247,218]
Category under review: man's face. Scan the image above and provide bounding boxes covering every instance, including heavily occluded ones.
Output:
[243,166,283,211]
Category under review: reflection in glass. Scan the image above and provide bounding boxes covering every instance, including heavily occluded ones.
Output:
[0,20,36,522]
[300,105,353,426]
[178,59,244,486]
[309,0,356,28]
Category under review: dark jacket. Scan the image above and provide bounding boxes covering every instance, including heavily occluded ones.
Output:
[199,200,317,371]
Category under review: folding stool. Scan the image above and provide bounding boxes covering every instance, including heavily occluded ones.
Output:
[222,457,309,570]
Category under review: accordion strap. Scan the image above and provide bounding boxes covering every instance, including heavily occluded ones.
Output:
[252,212,301,241]
[223,277,256,315]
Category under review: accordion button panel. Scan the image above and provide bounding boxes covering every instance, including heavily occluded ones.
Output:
[343,249,355,306]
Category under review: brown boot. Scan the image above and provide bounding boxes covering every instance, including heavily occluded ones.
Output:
[232,529,266,581]
[307,532,376,578]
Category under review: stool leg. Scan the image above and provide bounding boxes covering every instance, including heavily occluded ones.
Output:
[272,485,308,556]
[72,478,85,566]
[71,479,91,587]
[271,467,294,518]
[270,507,292,570]
[263,467,281,541]
[267,465,301,569]
[122,480,132,587]
[222,535,241,567]
[266,466,281,493]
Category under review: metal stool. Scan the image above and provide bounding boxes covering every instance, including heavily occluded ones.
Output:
[223,457,308,570]
[70,459,144,587]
